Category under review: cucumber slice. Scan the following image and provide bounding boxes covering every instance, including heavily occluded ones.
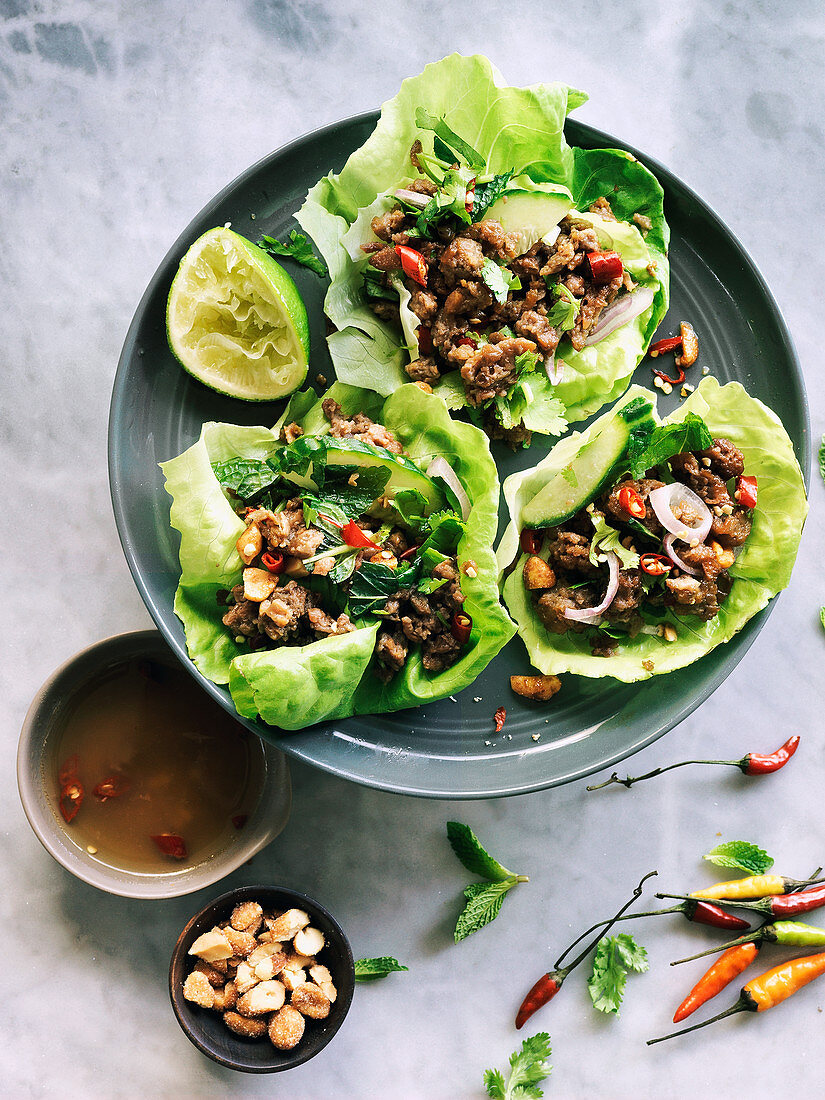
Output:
[485,189,573,256]
[520,397,655,529]
[279,436,446,515]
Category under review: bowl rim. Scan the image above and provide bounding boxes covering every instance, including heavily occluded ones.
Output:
[16,629,291,899]
[169,883,355,1073]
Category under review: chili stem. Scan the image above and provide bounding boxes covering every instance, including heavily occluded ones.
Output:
[555,904,681,968]
[586,759,742,790]
[647,999,748,1045]
[556,870,658,972]
[671,928,766,966]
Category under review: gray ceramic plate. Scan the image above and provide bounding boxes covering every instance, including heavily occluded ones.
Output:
[109,112,809,799]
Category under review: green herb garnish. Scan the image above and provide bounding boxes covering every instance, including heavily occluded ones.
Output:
[414,108,485,169]
[354,957,409,982]
[481,258,521,304]
[704,840,774,876]
[258,230,327,277]
[626,413,712,478]
[472,170,515,220]
[588,511,639,570]
[447,821,528,942]
[484,1033,552,1099]
[587,933,648,1015]
[546,283,581,332]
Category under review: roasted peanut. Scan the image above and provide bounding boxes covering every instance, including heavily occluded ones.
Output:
[192,960,226,988]
[234,960,259,995]
[183,971,215,1009]
[369,550,397,570]
[711,540,735,569]
[230,901,263,934]
[242,567,277,602]
[267,909,311,941]
[510,674,562,701]
[281,967,306,992]
[189,929,233,962]
[268,1005,305,1051]
[223,1011,268,1038]
[676,321,698,368]
[224,927,257,958]
[293,927,325,957]
[236,524,263,565]
[212,981,238,1012]
[522,555,556,590]
[291,982,331,1020]
[236,980,286,1017]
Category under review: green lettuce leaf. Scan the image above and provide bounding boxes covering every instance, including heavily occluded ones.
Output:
[295,55,668,434]
[496,378,807,681]
[161,383,514,727]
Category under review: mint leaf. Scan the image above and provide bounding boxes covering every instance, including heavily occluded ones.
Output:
[455,879,516,942]
[211,457,280,502]
[353,957,408,982]
[484,1033,552,1099]
[587,934,648,1015]
[472,170,515,220]
[703,840,774,876]
[447,821,514,881]
[627,413,712,478]
[481,258,521,304]
[546,283,580,332]
[414,108,485,168]
[258,230,327,277]
[348,560,419,619]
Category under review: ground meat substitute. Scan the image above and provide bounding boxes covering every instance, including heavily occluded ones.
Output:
[374,558,465,679]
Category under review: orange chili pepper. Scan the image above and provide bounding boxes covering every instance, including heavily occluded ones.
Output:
[673,942,759,1023]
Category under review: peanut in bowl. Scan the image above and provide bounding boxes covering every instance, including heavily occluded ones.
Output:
[169,884,355,1073]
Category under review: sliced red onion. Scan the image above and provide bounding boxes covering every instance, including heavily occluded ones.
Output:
[583,286,655,347]
[649,483,712,544]
[427,457,470,521]
[394,188,430,209]
[543,350,564,385]
[564,551,620,622]
[663,533,701,576]
[542,225,561,248]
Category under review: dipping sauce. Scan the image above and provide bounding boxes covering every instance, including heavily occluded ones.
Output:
[50,658,265,873]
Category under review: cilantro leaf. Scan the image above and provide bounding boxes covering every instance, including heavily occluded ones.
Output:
[481,258,521,304]
[626,413,712,478]
[546,283,581,333]
[353,957,408,982]
[819,432,825,485]
[588,511,640,570]
[587,934,648,1015]
[447,820,514,881]
[414,108,485,168]
[703,840,774,876]
[258,230,327,277]
[484,1033,552,1099]
[561,465,578,488]
[472,171,515,221]
[454,878,518,942]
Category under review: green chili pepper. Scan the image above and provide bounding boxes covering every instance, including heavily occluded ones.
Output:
[673,920,825,966]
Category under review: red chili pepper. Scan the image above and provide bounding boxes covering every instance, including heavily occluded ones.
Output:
[586,250,623,283]
[659,882,825,920]
[342,521,382,551]
[618,485,646,519]
[231,814,248,830]
[58,754,79,788]
[319,513,343,530]
[494,707,507,733]
[640,553,672,577]
[648,335,683,358]
[451,612,472,645]
[673,942,760,1023]
[261,551,285,574]
[395,244,428,287]
[652,365,686,386]
[59,781,84,824]
[93,774,131,801]
[516,870,657,1028]
[735,474,758,509]
[150,833,188,860]
[418,325,433,355]
[587,736,800,790]
[453,335,477,348]
[520,529,541,555]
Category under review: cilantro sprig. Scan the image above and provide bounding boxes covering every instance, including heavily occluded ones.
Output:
[447,821,528,942]
[484,1033,552,1099]
[258,230,328,277]
[703,840,774,876]
[588,509,640,570]
[587,933,648,1015]
[481,258,521,304]
[546,283,581,332]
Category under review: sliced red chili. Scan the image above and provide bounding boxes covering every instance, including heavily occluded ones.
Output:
[736,474,758,509]
[319,513,343,530]
[652,365,686,386]
[618,486,646,519]
[520,529,541,555]
[451,612,472,645]
[586,250,623,283]
[59,781,84,824]
[342,521,382,550]
[649,335,683,358]
[150,833,188,860]
[261,551,285,574]
[92,774,131,801]
[494,706,507,733]
[640,553,672,577]
[58,754,79,788]
[231,814,249,830]
[453,335,476,348]
[417,325,433,355]
[395,244,428,287]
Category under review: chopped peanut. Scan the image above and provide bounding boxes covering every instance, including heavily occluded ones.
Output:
[236,524,263,565]
[369,549,397,569]
[413,380,433,394]
[522,555,556,590]
[268,1005,305,1051]
[183,971,215,1009]
[230,901,263,934]
[189,929,233,962]
[309,964,333,987]
[285,952,314,971]
[676,321,698,368]
[320,981,337,1004]
[212,981,238,1012]
[281,967,306,992]
[253,952,287,982]
[236,980,286,1017]
[267,909,311,941]
[291,982,331,1020]
[210,958,228,975]
[192,960,226,988]
[242,567,277,602]
[248,942,287,968]
[510,674,562,701]
[223,1011,267,1038]
[293,927,325,957]
[224,928,257,958]
[234,961,258,995]
[711,540,735,569]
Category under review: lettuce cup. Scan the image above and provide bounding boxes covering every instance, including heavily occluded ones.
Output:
[296,54,669,446]
[161,383,514,728]
[496,378,807,681]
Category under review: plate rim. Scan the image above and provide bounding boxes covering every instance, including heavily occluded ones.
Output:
[108,109,810,800]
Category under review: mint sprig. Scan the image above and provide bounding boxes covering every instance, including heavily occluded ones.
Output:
[447,821,528,942]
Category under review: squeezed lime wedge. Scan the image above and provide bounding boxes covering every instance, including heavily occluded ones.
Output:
[166,227,310,401]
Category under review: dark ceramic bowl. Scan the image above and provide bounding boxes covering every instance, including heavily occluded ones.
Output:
[169,884,355,1072]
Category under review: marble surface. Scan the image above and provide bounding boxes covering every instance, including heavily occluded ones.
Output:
[2,2,823,1096]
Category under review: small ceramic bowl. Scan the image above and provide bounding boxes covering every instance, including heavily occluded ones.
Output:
[17,629,291,899]
[170,884,355,1072]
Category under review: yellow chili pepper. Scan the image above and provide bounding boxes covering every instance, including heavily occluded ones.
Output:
[691,874,819,900]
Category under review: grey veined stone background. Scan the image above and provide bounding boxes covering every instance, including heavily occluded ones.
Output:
[2,2,824,1097]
